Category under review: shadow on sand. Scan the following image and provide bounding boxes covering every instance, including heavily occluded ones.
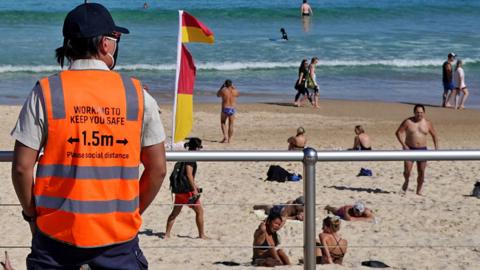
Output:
[399,102,443,108]
[139,229,165,239]
[213,261,249,266]
[262,102,298,107]
[324,185,392,194]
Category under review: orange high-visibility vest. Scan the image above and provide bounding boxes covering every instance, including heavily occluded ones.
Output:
[35,70,144,247]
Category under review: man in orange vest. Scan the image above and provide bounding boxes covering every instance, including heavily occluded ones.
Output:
[11,3,167,269]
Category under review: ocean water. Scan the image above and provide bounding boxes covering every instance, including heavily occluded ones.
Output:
[1,0,479,107]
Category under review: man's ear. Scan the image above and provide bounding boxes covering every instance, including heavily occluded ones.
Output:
[98,36,109,55]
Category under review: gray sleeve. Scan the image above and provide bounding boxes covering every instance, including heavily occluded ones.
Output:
[10,83,47,150]
[141,90,166,147]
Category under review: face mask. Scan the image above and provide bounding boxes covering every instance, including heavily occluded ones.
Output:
[105,36,118,70]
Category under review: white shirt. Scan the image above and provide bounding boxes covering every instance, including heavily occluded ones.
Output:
[454,67,466,89]
[11,59,165,150]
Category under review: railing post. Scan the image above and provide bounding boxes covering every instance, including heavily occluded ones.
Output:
[303,147,317,270]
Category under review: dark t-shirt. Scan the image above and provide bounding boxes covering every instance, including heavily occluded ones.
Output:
[298,67,308,83]
[442,61,452,84]
[184,161,197,177]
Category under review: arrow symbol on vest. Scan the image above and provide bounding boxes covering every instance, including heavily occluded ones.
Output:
[116,138,128,145]
[68,137,80,144]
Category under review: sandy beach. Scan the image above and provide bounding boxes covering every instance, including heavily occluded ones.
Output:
[1,100,479,269]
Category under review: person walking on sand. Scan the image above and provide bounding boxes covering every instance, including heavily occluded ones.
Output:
[395,104,438,195]
[217,79,239,143]
[294,59,312,107]
[307,57,320,108]
[288,127,307,150]
[447,59,469,109]
[442,52,456,107]
[10,3,167,269]
[165,138,208,239]
[300,0,313,16]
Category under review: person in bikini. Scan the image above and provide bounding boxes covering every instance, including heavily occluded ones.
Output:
[300,0,313,16]
[252,211,291,267]
[324,201,374,222]
[316,216,347,265]
[351,125,372,150]
[217,79,239,143]
[287,127,307,150]
[395,104,438,195]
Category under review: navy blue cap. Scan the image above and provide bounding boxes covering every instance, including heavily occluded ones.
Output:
[63,3,129,39]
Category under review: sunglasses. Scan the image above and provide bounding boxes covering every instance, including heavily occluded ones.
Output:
[105,31,121,43]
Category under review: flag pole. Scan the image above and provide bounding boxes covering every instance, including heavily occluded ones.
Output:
[171,10,184,150]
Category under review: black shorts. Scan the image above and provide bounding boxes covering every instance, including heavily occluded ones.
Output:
[27,231,148,270]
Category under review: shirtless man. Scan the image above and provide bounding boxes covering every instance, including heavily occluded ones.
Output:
[216,79,239,143]
[287,127,307,150]
[300,0,313,16]
[395,104,438,195]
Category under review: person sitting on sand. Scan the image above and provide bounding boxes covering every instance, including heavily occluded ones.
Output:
[351,125,372,150]
[316,216,348,265]
[165,138,208,239]
[254,196,305,221]
[252,211,291,267]
[217,79,239,143]
[288,127,307,150]
[325,202,374,221]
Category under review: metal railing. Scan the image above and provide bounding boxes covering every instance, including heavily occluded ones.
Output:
[2,149,480,270]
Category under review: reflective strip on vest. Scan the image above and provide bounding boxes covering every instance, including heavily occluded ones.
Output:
[37,164,139,180]
[35,195,139,214]
[121,75,140,121]
[48,74,66,119]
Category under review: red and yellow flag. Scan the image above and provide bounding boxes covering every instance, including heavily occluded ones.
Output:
[173,11,214,143]
[181,11,215,44]
[174,44,196,142]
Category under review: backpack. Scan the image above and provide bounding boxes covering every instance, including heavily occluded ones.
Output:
[267,165,292,182]
[169,162,192,193]
[472,181,480,198]
[357,167,373,177]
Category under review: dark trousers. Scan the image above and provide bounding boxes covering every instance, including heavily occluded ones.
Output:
[27,231,148,270]
[294,87,312,102]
